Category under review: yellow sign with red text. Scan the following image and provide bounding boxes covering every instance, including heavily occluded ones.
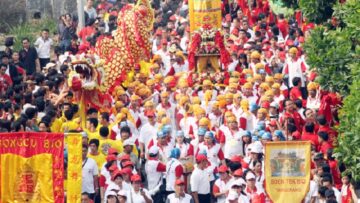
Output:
[66,133,83,203]
[189,0,222,32]
[0,132,64,203]
[265,141,311,203]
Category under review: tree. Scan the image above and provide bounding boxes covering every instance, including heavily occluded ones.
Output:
[299,0,337,24]
[304,0,360,181]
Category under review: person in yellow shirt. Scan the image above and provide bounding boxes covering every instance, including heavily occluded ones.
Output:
[60,109,79,133]
[88,139,107,170]
[86,118,100,141]
[118,126,139,157]
[98,126,123,156]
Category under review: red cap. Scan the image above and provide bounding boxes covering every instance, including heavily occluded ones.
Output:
[278,51,286,60]
[97,4,105,10]
[109,164,118,172]
[122,167,132,176]
[109,11,118,17]
[111,169,123,181]
[298,36,305,43]
[196,154,208,163]
[170,31,178,36]
[123,160,134,168]
[175,179,185,185]
[261,101,270,109]
[169,15,176,21]
[233,168,243,177]
[161,39,168,45]
[269,120,277,127]
[119,154,131,161]
[106,154,117,162]
[145,110,156,117]
[131,174,142,182]
[230,155,243,164]
[108,148,118,155]
[134,64,141,70]
[155,29,162,36]
[218,165,228,173]
[286,40,294,46]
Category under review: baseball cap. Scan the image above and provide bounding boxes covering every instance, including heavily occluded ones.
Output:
[233,168,243,177]
[106,154,117,162]
[108,148,119,155]
[176,130,185,137]
[148,146,159,155]
[250,142,263,153]
[123,139,134,146]
[117,190,127,197]
[198,127,207,136]
[245,172,256,180]
[227,190,239,200]
[196,154,208,163]
[131,174,142,182]
[231,178,246,187]
[175,179,185,185]
[119,154,130,161]
[218,165,228,173]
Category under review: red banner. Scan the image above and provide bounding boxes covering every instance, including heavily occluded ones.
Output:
[0,132,64,203]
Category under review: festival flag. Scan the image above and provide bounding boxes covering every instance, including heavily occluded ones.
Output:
[0,132,64,203]
[265,141,311,203]
[66,133,83,203]
[189,0,222,32]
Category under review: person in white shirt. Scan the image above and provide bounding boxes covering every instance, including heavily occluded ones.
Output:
[34,28,53,69]
[84,0,97,20]
[82,144,99,199]
[129,174,153,203]
[322,174,342,203]
[166,179,194,203]
[139,110,158,159]
[166,148,184,195]
[191,154,211,203]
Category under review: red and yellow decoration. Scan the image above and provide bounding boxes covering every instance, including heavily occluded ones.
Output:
[67,133,83,203]
[265,141,311,203]
[0,132,64,203]
[96,0,154,92]
[189,0,222,33]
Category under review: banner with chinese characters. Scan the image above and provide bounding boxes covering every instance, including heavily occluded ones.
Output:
[0,132,64,203]
[265,141,311,203]
[189,0,222,32]
[67,133,83,203]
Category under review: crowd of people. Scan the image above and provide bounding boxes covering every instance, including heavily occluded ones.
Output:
[0,0,358,203]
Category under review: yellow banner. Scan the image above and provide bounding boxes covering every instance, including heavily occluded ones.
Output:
[265,141,311,203]
[67,133,83,203]
[189,0,222,32]
[1,154,54,202]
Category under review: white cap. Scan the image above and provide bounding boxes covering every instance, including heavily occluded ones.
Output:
[250,142,263,154]
[148,146,159,155]
[123,139,134,146]
[231,178,246,187]
[245,172,256,180]
[106,190,117,197]
[227,190,239,200]
[117,190,127,197]
[270,101,279,109]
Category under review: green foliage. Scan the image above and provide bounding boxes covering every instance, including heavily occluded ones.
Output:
[299,0,337,24]
[304,26,353,95]
[269,0,295,17]
[277,0,299,9]
[334,72,360,182]
[8,19,57,51]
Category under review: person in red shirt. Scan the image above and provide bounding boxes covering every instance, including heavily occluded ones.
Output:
[326,149,342,189]
[301,122,319,149]
[318,131,333,155]
[244,171,266,203]
[290,77,303,101]
[0,63,13,91]
[317,115,338,147]
[280,99,305,133]
[341,174,358,203]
